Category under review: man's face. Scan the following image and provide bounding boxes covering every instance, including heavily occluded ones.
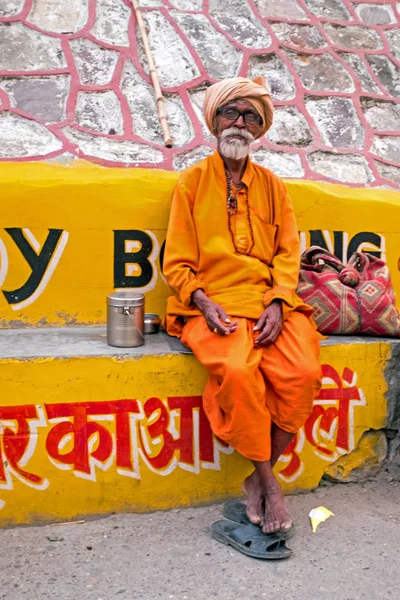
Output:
[215,99,263,160]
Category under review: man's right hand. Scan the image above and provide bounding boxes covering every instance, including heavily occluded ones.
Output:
[192,289,238,335]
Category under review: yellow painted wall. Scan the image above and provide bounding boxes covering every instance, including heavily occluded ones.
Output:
[0,162,399,328]
[0,340,390,526]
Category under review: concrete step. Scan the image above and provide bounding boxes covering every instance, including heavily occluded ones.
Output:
[0,327,399,526]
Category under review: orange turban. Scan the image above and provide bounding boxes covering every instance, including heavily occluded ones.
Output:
[204,76,274,138]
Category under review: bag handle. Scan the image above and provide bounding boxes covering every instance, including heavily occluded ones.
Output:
[300,246,345,273]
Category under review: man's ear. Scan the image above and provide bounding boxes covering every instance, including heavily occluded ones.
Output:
[212,115,218,135]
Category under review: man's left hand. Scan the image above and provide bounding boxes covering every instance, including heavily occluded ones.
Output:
[254,300,283,347]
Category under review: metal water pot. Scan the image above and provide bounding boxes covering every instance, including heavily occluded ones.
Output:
[107,291,145,348]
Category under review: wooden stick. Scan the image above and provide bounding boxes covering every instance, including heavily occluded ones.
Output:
[131,0,173,148]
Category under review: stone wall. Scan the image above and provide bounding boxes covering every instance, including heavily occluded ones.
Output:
[0,0,399,187]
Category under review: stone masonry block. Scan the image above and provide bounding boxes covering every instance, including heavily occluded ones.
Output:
[375,161,400,185]
[173,12,242,79]
[209,0,271,49]
[285,51,355,93]
[169,0,203,8]
[139,11,200,87]
[371,136,400,164]
[75,91,124,135]
[251,146,305,177]
[361,99,400,131]
[121,61,194,147]
[338,52,381,94]
[70,38,119,86]
[303,0,350,20]
[367,55,400,98]
[188,86,215,143]
[62,127,164,164]
[0,112,63,158]
[0,76,70,123]
[91,0,131,46]
[0,22,67,71]
[322,24,382,51]
[0,0,24,17]
[306,97,365,149]
[385,29,400,63]
[248,54,296,100]
[28,0,88,34]
[271,23,326,50]
[267,106,313,147]
[354,3,397,26]
[307,151,373,184]
[253,0,308,21]
[173,146,214,171]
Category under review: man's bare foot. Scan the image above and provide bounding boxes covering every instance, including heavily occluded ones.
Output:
[262,478,292,535]
[242,470,264,525]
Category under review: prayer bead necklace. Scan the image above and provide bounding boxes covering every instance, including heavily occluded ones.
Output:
[225,170,255,256]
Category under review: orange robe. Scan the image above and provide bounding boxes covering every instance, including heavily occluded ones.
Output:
[163,151,322,461]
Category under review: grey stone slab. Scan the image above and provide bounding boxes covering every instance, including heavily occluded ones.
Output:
[322,23,382,51]
[0,112,63,158]
[70,38,119,85]
[306,97,365,149]
[248,53,296,101]
[307,150,374,184]
[173,11,242,80]
[90,0,131,46]
[361,98,400,131]
[271,23,326,50]
[209,0,272,49]
[355,3,397,25]
[366,55,400,98]
[0,327,174,359]
[372,135,400,164]
[61,127,164,164]
[173,145,214,170]
[2,327,398,360]
[138,11,200,87]
[0,0,24,17]
[27,0,88,34]
[75,90,124,135]
[0,22,67,71]
[254,0,308,21]
[0,76,70,124]
[267,106,313,147]
[338,52,381,95]
[251,146,305,177]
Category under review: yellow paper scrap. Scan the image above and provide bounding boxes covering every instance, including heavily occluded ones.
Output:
[308,506,334,533]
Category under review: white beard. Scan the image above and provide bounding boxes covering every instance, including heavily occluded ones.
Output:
[219,127,255,160]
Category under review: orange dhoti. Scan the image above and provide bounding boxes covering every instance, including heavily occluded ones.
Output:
[181,311,322,462]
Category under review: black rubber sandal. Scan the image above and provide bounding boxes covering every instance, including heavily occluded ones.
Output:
[211,520,293,560]
[223,500,295,539]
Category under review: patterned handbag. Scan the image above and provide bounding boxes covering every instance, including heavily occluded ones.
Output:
[297,246,400,336]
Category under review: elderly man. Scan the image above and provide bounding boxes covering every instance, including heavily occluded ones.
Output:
[163,77,322,544]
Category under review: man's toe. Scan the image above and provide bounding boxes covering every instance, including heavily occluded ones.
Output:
[280,520,292,532]
[262,520,281,534]
[247,510,261,525]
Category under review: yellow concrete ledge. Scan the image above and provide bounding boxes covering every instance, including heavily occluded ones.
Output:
[0,329,394,527]
[0,162,399,327]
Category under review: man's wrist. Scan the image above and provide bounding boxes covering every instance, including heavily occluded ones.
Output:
[191,288,209,310]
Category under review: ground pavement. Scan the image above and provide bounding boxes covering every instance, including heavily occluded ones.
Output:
[1,467,399,600]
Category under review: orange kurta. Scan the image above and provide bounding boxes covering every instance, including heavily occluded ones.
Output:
[163,150,321,461]
[163,151,311,336]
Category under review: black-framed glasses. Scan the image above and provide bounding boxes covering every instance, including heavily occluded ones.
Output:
[216,106,263,126]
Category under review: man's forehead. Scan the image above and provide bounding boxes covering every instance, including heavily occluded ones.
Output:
[223,98,255,110]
